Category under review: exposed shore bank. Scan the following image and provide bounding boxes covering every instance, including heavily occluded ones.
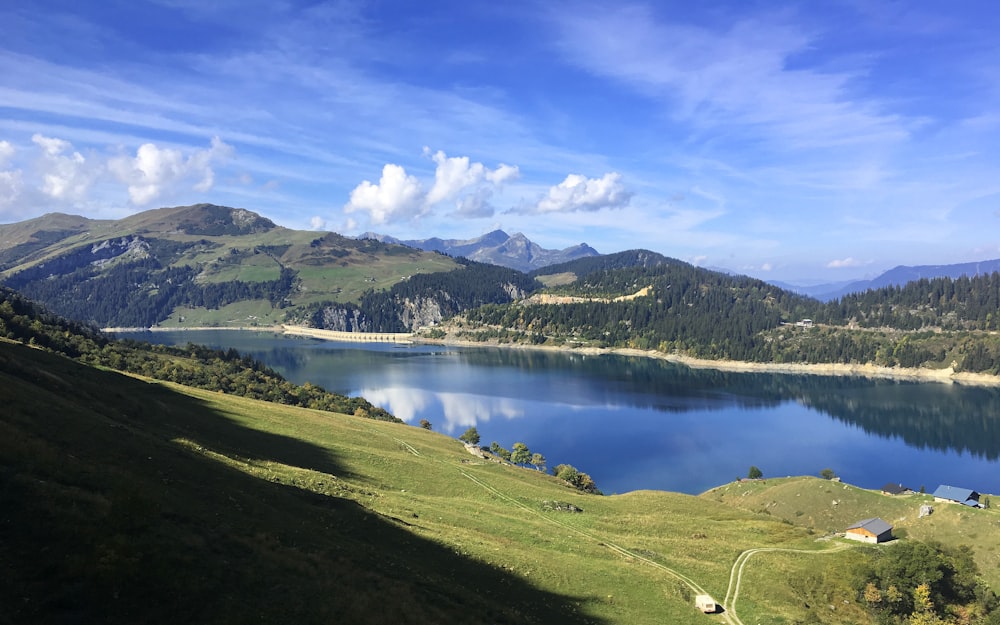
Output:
[410,334,1000,387]
[103,325,1000,387]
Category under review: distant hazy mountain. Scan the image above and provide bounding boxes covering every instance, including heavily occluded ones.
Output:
[775,259,1000,301]
[359,229,599,272]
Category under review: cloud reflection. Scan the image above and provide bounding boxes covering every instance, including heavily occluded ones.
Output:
[359,387,524,433]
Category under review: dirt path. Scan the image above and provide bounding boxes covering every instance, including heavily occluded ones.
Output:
[376,429,856,624]
[456,469,737,623]
[723,542,853,624]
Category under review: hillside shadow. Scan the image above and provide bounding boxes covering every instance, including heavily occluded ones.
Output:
[0,341,610,625]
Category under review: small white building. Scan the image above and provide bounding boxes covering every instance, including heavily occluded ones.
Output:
[695,594,716,613]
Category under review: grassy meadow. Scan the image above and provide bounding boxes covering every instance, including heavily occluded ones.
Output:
[3,336,997,624]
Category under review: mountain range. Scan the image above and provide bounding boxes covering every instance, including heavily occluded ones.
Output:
[4,203,1000,337]
[358,229,599,272]
[774,259,1000,301]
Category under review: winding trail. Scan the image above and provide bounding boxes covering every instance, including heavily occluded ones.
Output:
[722,542,853,624]
[376,428,853,624]
[457,468,737,623]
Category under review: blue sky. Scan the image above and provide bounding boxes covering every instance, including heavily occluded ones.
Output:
[2,1,999,282]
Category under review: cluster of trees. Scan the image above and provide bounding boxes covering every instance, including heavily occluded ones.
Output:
[0,286,399,422]
[458,427,599,493]
[484,440,547,472]
[856,540,1000,624]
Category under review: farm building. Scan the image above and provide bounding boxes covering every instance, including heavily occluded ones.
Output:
[695,595,716,613]
[845,518,893,544]
[932,485,981,507]
[881,483,910,496]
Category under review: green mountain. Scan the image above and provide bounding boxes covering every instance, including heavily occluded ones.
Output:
[0,204,466,329]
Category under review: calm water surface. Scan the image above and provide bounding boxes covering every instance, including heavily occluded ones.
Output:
[122,330,1000,496]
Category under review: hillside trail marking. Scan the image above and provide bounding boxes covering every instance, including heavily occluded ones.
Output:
[369,430,852,625]
[392,437,421,456]
[375,428,738,622]
[723,542,853,624]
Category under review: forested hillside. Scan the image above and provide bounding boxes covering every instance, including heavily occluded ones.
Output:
[446,259,1000,375]
[0,286,398,421]
[813,273,1000,331]
[462,261,816,356]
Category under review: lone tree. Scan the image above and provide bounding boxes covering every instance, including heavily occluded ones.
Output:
[459,426,480,445]
[820,468,837,480]
[530,452,546,472]
[419,419,432,430]
[510,442,531,466]
[747,465,763,480]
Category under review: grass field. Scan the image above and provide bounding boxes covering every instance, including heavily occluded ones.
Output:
[702,476,1000,592]
[3,337,997,624]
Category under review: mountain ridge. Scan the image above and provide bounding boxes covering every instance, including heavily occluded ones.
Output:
[359,228,599,272]
[774,258,1000,301]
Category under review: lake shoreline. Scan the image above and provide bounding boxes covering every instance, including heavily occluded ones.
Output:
[410,335,1000,387]
[105,325,1000,387]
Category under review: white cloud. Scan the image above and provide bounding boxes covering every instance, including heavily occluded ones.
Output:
[309,215,326,230]
[0,140,19,210]
[826,257,865,268]
[424,148,519,210]
[523,172,632,214]
[344,150,521,225]
[31,133,98,201]
[0,140,15,166]
[108,136,232,205]
[343,163,425,225]
[0,169,23,210]
[487,163,519,185]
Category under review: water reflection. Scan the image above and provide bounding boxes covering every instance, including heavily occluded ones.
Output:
[119,331,1000,494]
[359,388,525,429]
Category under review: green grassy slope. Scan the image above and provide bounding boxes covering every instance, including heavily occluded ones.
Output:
[702,477,1000,591]
[0,338,878,625]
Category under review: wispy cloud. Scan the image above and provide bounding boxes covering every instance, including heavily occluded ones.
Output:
[826,257,867,269]
[550,4,911,151]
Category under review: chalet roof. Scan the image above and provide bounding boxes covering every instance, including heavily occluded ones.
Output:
[932,485,979,504]
[881,483,908,495]
[847,517,893,536]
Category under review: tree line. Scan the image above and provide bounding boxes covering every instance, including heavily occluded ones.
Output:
[0,286,398,422]
[458,427,600,494]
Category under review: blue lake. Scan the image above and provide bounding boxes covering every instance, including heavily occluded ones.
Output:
[121,330,1000,496]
